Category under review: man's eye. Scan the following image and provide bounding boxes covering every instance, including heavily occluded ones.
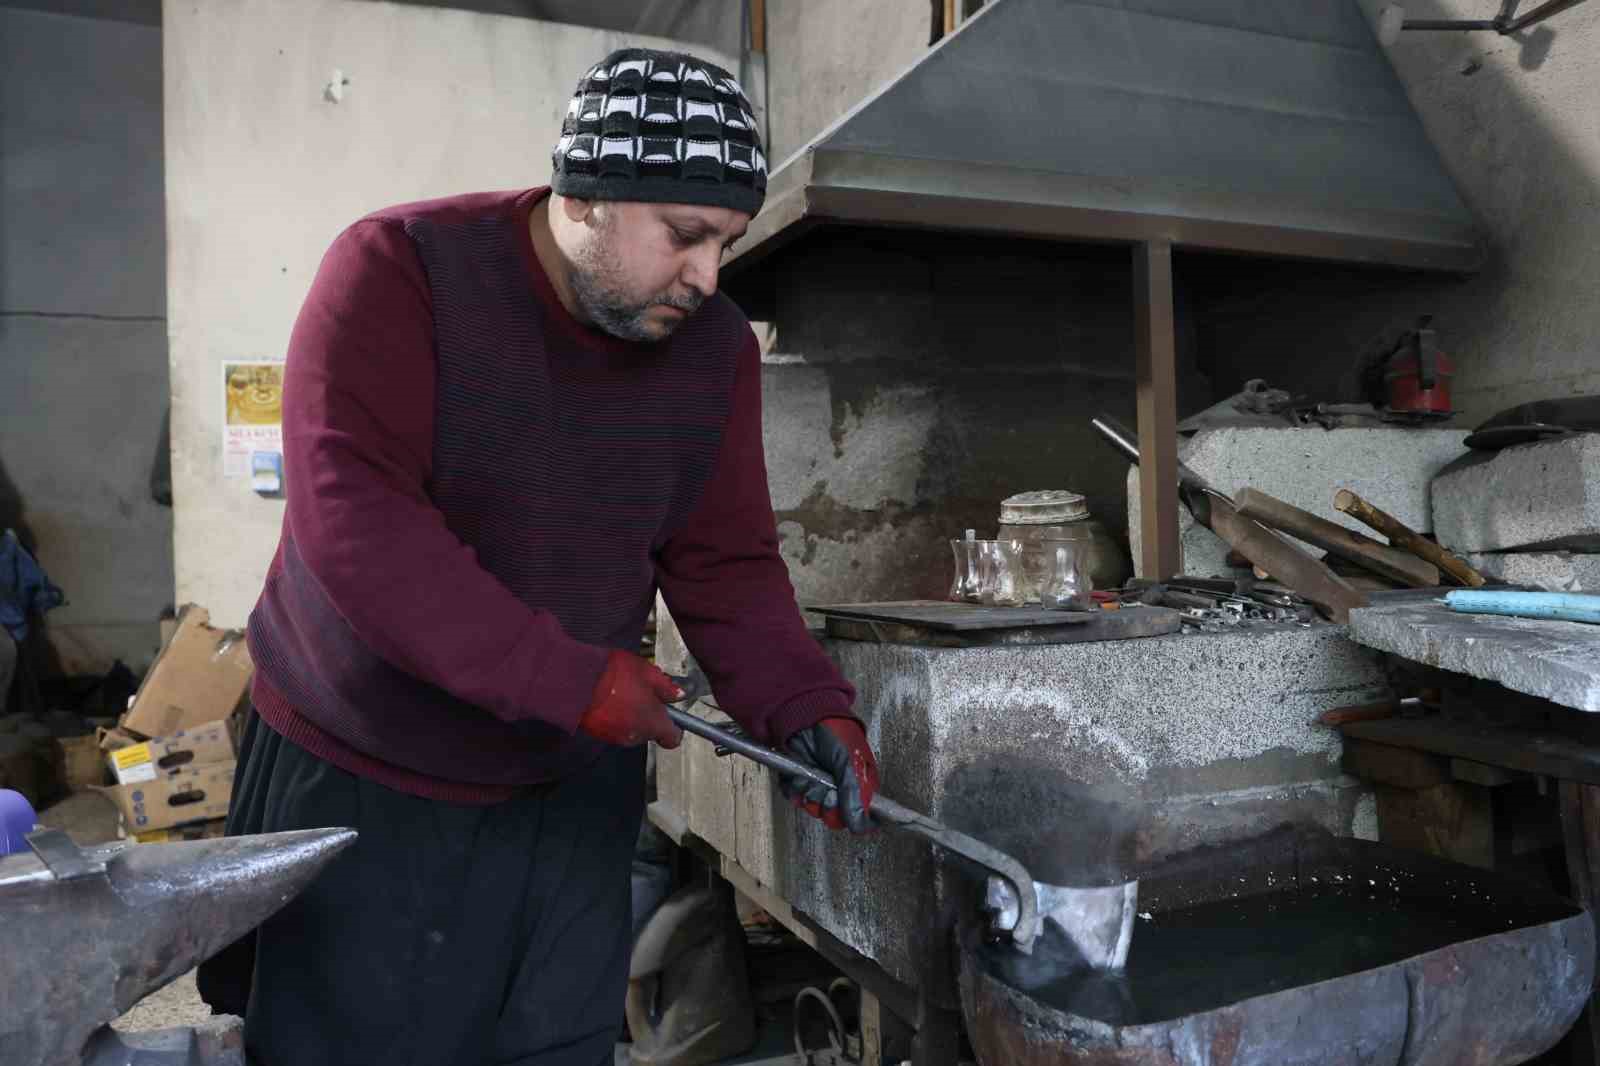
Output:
[670,228,696,246]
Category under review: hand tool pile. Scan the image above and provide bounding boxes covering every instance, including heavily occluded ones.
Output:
[1092,415,1490,623]
[1116,575,1316,630]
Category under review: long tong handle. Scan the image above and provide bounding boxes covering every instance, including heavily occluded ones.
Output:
[663,703,1041,952]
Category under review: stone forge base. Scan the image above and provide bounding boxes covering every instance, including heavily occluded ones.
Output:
[654,622,1389,1007]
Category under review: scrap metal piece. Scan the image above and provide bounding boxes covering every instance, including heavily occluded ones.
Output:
[985,878,1138,970]
[0,828,357,1066]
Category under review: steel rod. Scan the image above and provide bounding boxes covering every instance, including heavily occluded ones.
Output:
[1402,18,1499,29]
[667,706,832,790]
[665,705,1041,951]
[1504,0,1589,31]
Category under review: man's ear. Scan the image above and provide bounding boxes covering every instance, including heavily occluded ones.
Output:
[559,194,595,224]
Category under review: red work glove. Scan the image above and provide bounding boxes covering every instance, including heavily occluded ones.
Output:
[779,717,880,834]
[577,651,685,749]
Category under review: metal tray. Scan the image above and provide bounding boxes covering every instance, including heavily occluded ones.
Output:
[961,826,1593,1066]
[813,601,1182,647]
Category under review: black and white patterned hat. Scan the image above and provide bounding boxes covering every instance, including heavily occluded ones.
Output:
[551,48,767,217]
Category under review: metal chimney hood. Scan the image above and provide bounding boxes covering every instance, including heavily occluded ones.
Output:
[726,0,1482,277]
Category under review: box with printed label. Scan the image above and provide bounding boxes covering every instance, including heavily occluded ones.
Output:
[102,760,235,833]
[107,719,236,785]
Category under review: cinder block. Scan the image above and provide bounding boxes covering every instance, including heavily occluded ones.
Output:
[1465,550,1600,592]
[1129,427,1468,577]
[1433,435,1600,553]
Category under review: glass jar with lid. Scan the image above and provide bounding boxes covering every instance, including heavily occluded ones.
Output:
[997,490,1128,603]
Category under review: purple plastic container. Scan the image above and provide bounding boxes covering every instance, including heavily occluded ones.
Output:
[1,788,39,857]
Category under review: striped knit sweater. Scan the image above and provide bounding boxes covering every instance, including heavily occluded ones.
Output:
[246,187,854,803]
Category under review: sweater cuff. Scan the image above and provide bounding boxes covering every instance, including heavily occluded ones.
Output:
[527,637,611,735]
[766,688,855,746]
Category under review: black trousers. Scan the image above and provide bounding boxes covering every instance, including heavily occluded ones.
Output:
[197,709,645,1066]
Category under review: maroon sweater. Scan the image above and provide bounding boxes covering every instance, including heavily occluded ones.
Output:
[247,188,854,803]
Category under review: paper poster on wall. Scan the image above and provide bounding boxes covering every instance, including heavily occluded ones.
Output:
[222,361,284,478]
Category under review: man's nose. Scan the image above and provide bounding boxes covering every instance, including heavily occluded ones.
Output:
[680,243,721,299]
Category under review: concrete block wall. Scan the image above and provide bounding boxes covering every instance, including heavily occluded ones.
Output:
[1432,435,1600,553]
[756,234,1217,607]
[1465,551,1600,592]
[0,6,172,672]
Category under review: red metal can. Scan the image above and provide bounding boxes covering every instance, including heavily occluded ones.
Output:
[1385,345,1454,413]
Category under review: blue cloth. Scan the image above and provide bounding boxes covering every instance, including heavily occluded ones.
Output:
[0,530,64,642]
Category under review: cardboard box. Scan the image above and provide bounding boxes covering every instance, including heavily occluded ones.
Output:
[102,760,235,833]
[132,817,227,844]
[59,735,108,791]
[97,726,142,753]
[122,605,252,739]
[107,719,236,785]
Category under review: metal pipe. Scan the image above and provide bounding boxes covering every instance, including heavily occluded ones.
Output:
[668,706,833,790]
[1402,18,1499,29]
[1504,0,1589,31]
[1400,0,1586,35]
[1090,415,1141,466]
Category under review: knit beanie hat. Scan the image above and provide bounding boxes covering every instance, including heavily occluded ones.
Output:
[551,48,767,217]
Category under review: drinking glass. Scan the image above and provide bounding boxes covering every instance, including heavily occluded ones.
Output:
[978,540,1025,607]
[1043,541,1095,611]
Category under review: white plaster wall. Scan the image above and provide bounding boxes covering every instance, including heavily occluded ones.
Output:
[763,0,929,163]
[1,7,172,672]
[1360,0,1600,421]
[164,0,735,627]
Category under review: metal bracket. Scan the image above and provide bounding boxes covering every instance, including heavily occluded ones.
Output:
[27,828,106,881]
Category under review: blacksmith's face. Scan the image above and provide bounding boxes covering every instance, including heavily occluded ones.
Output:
[568,200,750,343]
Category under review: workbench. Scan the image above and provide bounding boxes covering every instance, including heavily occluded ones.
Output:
[1344,593,1600,1065]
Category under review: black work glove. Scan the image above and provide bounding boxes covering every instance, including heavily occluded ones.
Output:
[779,718,880,835]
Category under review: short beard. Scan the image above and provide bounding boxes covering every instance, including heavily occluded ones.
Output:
[567,211,702,342]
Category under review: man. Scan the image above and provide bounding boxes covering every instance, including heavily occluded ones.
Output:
[196,48,880,1065]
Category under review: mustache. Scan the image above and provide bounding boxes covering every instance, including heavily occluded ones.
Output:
[655,291,704,314]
